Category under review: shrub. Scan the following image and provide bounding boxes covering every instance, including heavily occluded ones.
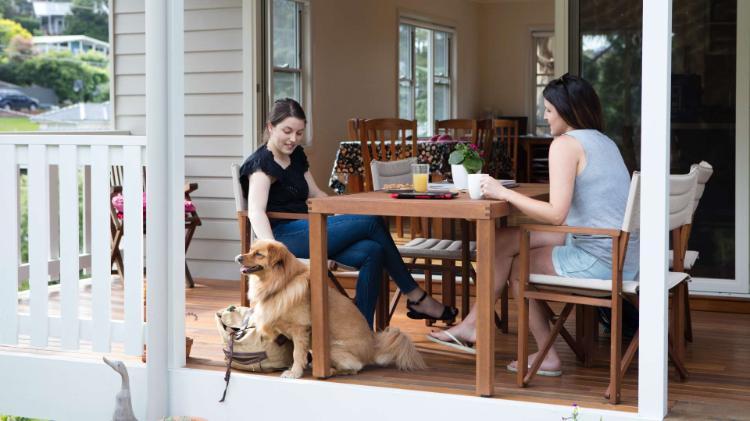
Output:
[0,17,30,48]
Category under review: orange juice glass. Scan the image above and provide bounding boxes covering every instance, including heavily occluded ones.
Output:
[411,164,430,192]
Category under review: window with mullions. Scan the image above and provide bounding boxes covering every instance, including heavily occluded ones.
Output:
[270,0,305,103]
[399,21,454,137]
[532,31,555,136]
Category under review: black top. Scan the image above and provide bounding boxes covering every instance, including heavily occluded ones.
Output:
[239,144,310,215]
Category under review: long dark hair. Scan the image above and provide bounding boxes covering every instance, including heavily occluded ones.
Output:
[542,73,603,131]
[267,97,306,126]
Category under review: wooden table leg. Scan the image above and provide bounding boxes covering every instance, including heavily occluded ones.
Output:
[309,212,332,378]
[476,218,496,397]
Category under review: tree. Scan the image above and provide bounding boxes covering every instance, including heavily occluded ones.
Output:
[0,17,30,50]
[63,0,108,41]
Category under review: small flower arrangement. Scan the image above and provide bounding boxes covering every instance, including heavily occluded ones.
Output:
[448,143,484,174]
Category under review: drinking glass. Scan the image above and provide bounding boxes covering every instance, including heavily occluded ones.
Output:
[411,164,430,192]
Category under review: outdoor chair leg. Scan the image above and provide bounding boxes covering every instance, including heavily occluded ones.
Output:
[541,301,583,361]
[684,289,693,342]
[524,303,574,385]
[424,258,434,327]
[442,260,457,325]
[185,263,195,288]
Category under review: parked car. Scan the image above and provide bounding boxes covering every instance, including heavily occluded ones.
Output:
[0,89,40,111]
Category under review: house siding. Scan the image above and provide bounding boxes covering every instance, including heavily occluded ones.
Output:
[114,0,244,281]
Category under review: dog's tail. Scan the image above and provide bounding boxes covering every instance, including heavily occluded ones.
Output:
[373,327,426,370]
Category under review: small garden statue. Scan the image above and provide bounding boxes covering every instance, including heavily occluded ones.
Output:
[103,356,138,421]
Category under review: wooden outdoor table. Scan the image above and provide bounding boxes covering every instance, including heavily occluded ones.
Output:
[306,184,549,397]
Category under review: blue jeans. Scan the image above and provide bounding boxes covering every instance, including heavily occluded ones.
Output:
[272,215,419,326]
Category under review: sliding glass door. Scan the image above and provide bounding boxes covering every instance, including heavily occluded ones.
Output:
[571,0,748,293]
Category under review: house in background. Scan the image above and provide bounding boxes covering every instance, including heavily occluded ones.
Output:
[32,1,71,35]
[32,35,110,56]
[30,102,110,130]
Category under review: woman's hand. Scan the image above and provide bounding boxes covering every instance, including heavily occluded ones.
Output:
[479,175,511,201]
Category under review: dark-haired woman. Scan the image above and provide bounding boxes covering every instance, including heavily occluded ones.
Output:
[240,98,457,328]
[428,74,638,375]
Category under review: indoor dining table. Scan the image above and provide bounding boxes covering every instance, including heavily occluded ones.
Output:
[306,184,549,397]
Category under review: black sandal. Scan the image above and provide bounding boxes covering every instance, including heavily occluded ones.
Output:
[406,291,458,322]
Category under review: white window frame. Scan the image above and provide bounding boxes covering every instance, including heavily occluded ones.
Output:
[399,17,455,137]
[264,0,313,145]
[530,29,555,136]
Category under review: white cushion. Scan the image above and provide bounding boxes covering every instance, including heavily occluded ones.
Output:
[528,272,690,296]
[669,249,699,270]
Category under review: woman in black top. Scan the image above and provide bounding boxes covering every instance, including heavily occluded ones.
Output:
[240,98,457,327]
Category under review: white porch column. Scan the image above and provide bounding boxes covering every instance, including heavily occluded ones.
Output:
[146,0,185,418]
[638,1,672,419]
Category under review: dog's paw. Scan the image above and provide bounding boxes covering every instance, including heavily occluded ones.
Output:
[280,369,303,379]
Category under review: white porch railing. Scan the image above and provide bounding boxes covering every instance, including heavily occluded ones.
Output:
[0,134,147,356]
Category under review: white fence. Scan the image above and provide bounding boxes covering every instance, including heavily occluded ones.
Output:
[0,135,147,356]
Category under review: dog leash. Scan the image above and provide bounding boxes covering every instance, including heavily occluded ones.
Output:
[219,314,268,403]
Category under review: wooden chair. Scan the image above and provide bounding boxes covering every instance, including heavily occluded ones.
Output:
[516,169,697,403]
[435,119,477,142]
[347,118,364,141]
[109,167,201,287]
[668,161,712,342]
[368,158,507,330]
[359,118,420,238]
[492,119,519,180]
[230,164,392,331]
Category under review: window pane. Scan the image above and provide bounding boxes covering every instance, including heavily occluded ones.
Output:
[399,24,411,79]
[434,83,450,122]
[434,31,449,77]
[399,81,412,120]
[273,71,300,101]
[414,27,430,137]
[273,0,298,68]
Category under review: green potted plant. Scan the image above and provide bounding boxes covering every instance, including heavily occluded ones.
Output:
[448,143,484,189]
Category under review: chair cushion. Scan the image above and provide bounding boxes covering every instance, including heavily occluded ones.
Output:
[398,237,476,260]
[528,272,690,296]
[669,249,699,270]
[112,192,196,219]
[370,158,417,190]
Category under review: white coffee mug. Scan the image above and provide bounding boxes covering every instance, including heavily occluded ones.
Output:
[468,173,484,199]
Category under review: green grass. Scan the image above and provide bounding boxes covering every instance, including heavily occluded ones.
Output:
[0,117,39,132]
[0,416,48,421]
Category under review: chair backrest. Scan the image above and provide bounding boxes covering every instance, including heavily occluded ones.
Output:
[669,165,699,231]
[370,157,417,191]
[359,118,418,191]
[474,118,494,161]
[621,172,641,233]
[493,119,519,179]
[347,118,364,141]
[230,163,247,212]
[435,119,476,142]
[689,161,713,218]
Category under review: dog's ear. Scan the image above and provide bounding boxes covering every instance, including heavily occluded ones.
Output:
[267,242,286,268]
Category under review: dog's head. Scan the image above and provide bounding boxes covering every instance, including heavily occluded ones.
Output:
[235,240,289,277]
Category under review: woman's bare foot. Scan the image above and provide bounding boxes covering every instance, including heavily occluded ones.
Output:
[428,322,476,345]
[507,351,562,374]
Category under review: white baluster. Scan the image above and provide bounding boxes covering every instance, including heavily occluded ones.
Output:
[28,144,50,347]
[91,145,111,352]
[0,144,19,345]
[59,145,80,350]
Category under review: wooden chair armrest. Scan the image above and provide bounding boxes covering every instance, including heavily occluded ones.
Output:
[520,224,621,238]
[237,210,309,221]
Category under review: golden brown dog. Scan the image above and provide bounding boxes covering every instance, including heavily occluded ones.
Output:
[236,239,425,379]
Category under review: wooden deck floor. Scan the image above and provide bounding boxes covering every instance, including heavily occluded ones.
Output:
[184,279,750,420]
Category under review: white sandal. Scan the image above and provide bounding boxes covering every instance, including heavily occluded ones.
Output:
[426,331,476,355]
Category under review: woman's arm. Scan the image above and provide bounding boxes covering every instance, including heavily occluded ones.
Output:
[304,171,329,198]
[480,135,581,225]
[247,171,275,240]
